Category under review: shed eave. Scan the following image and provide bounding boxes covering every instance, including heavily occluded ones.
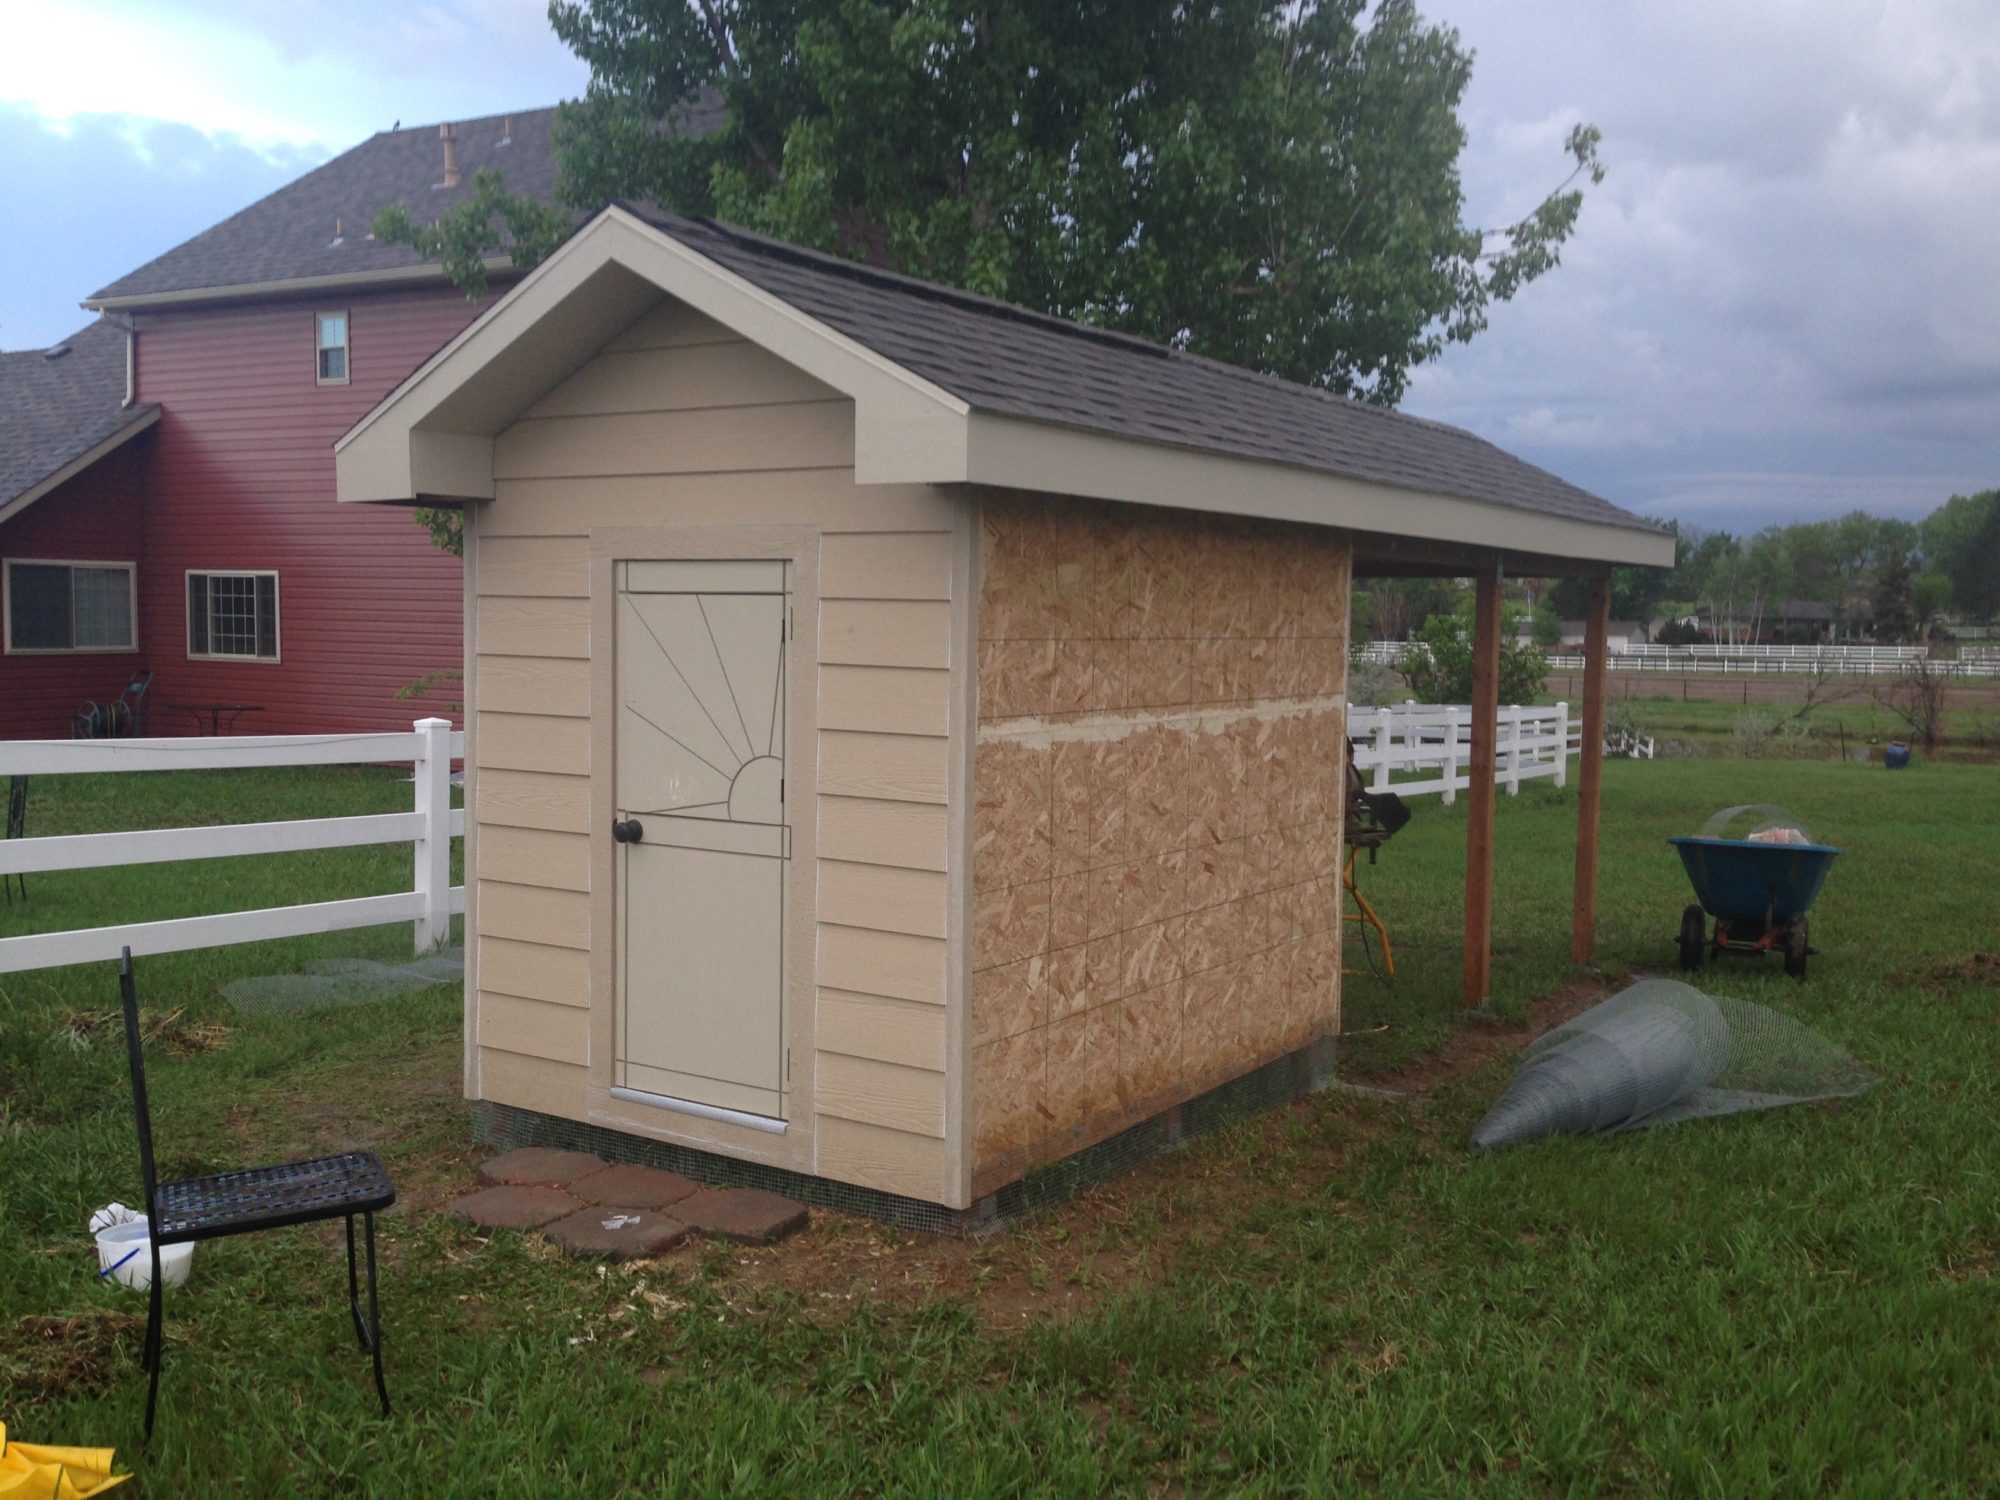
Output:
[955,412,1675,572]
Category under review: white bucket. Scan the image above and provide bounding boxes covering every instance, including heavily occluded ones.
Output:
[95,1217,194,1290]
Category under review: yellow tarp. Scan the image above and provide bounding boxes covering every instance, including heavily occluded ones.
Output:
[0,1422,129,1498]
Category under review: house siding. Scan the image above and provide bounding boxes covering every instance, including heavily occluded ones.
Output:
[128,286,490,733]
[466,299,967,1206]
[0,439,150,738]
[969,497,1352,1196]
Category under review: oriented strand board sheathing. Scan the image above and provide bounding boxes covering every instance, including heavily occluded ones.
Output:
[969,495,1351,1192]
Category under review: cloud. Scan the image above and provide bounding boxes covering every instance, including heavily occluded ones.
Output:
[0,105,320,348]
[0,0,587,347]
[0,1,587,147]
[1404,0,2000,528]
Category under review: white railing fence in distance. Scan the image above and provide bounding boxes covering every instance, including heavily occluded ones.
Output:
[1357,640,2000,679]
[1348,702,1583,804]
[0,718,464,975]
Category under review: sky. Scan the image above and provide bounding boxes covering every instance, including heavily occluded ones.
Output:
[2,1,1996,532]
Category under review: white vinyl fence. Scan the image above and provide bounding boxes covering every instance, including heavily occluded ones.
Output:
[1349,702,1586,804]
[1356,640,2000,679]
[0,718,463,975]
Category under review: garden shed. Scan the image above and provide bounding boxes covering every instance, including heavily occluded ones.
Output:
[336,203,1672,1218]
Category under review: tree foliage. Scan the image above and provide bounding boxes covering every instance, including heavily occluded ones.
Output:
[1870,544,1916,644]
[1922,490,2000,624]
[372,169,573,299]
[1400,605,1547,705]
[498,0,1602,403]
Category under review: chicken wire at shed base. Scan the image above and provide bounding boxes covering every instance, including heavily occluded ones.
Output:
[1470,978,1875,1151]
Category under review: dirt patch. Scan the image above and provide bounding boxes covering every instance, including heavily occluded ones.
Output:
[432,985,1609,1331]
[0,1311,145,1405]
[1340,972,1624,1098]
[611,1084,1415,1333]
[1902,954,2000,994]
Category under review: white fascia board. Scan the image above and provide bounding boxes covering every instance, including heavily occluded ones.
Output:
[335,206,969,505]
[959,413,1676,570]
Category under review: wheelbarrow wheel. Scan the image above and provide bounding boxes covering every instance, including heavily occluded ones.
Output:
[1678,904,1706,972]
[1783,916,1810,979]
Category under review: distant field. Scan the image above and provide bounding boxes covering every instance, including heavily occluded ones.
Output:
[1526,672,2000,757]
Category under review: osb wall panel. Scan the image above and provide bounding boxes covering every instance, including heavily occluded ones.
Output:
[970,495,1351,1193]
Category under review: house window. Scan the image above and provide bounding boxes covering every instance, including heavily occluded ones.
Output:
[187,571,280,660]
[3,559,137,653]
[316,311,349,384]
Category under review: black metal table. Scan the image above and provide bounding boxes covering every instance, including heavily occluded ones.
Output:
[169,702,266,735]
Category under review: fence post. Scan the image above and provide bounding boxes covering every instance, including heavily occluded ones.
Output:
[413,716,454,953]
[1553,701,1568,789]
[1441,705,1460,806]
[1372,712,1392,794]
[1504,706,1522,795]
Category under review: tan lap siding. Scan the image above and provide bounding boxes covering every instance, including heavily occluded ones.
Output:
[470,306,958,1200]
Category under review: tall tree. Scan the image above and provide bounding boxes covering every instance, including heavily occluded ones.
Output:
[1922,490,2000,624]
[412,0,1601,404]
[1870,545,1916,644]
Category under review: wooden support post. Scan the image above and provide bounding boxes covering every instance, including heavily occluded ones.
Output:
[1571,576,1611,966]
[1463,567,1501,1008]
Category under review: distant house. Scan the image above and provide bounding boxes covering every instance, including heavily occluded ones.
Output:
[1550,619,1646,651]
[0,107,701,738]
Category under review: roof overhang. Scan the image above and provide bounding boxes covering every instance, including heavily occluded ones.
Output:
[0,404,160,529]
[336,205,1673,574]
[82,257,520,314]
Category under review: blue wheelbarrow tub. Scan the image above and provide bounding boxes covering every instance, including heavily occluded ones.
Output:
[1667,836,1842,926]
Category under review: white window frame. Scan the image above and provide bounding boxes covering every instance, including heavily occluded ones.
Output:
[185,568,282,663]
[2,557,139,656]
[315,310,350,386]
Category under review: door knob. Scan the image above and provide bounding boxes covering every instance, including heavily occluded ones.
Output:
[612,818,645,844]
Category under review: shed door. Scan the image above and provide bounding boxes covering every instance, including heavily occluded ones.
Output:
[614,560,789,1123]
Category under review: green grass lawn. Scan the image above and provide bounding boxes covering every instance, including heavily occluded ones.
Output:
[3,759,1998,1494]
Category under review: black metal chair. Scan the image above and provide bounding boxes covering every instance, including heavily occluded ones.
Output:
[116,948,396,1438]
[4,776,24,905]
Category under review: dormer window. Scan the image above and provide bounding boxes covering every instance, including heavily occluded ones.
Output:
[316,311,349,384]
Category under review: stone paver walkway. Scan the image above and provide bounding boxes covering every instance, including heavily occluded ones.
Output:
[446,1148,809,1260]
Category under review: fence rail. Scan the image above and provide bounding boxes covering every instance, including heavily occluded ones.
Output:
[0,718,463,976]
[1357,641,2000,679]
[1349,702,1595,804]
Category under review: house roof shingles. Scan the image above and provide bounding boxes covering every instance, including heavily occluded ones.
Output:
[0,320,156,509]
[88,108,570,304]
[624,206,1666,540]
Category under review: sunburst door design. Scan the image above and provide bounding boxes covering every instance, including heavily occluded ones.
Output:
[613,559,789,1126]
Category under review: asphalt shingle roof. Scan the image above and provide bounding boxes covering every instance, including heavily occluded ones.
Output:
[89,109,568,302]
[85,97,724,305]
[624,206,1664,539]
[0,320,155,509]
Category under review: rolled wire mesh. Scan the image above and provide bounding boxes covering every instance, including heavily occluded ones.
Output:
[221,948,464,1013]
[1471,978,1876,1151]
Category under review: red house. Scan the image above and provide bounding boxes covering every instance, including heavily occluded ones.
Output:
[0,108,593,738]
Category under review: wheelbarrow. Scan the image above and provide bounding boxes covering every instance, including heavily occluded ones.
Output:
[1668,806,1841,979]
